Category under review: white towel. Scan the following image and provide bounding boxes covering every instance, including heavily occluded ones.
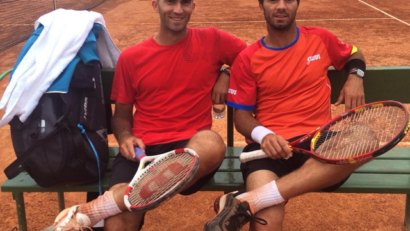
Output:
[0,9,120,127]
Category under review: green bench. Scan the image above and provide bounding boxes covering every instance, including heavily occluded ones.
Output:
[2,66,410,231]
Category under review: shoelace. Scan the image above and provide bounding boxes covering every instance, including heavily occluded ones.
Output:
[226,203,267,231]
[54,210,93,231]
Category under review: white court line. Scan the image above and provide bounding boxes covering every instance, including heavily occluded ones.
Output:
[0,18,392,26]
[358,0,410,27]
[189,17,392,24]
[0,24,33,26]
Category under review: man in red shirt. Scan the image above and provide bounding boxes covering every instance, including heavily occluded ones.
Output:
[204,0,366,230]
[53,0,246,230]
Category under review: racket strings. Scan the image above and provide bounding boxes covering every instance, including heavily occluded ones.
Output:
[314,106,406,159]
[128,152,195,206]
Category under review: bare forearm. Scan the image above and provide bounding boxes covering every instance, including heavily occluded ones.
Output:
[234,109,261,140]
[112,103,134,143]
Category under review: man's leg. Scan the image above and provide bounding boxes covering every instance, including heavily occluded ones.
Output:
[54,184,127,230]
[103,130,226,230]
[54,130,225,230]
[276,158,363,200]
[182,130,226,189]
[104,183,144,231]
[236,158,365,231]
[204,140,366,231]
[246,170,285,231]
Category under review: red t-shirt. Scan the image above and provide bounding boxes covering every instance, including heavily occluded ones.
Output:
[111,27,246,145]
[227,26,353,140]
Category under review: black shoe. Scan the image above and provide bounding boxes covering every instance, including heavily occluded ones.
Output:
[203,191,267,231]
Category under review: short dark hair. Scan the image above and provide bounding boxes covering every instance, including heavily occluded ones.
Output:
[258,0,300,4]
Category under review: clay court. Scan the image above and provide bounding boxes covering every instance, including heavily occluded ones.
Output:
[0,0,410,230]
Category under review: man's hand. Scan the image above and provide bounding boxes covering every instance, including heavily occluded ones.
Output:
[118,133,146,162]
[260,134,292,159]
[335,74,365,110]
[212,72,229,104]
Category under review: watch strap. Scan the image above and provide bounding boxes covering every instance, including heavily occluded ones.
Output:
[349,69,365,78]
[220,67,230,77]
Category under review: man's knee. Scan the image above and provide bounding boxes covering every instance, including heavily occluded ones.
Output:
[192,130,225,146]
[189,130,226,162]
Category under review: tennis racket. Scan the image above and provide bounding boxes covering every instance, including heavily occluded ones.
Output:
[124,147,200,211]
[240,101,409,165]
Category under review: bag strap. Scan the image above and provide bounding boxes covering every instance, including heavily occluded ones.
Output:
[77,123,103,195]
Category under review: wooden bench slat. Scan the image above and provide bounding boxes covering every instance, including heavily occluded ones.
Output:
[1,172,111,192]
[201,172,410,194]
[5,151,408,192]
[3,149,409,193]
[225,147,410,159]
[335,173,410,193]
[5,171,410,194]
[217,157,410,174]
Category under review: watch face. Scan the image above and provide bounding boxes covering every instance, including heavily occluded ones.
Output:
[356,69,365,77]
[351,69,364,78]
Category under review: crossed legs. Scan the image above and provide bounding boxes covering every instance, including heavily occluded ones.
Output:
[104,130,226,230]
[243,158,365,231]
[55,130,226,230]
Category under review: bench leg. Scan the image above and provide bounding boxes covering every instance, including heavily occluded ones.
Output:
[57,192,65,212]
[406,194,409,231]
[13,192,27,231]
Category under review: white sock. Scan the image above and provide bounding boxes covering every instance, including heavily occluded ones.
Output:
[236,180,285,213]
[78,191,123,226]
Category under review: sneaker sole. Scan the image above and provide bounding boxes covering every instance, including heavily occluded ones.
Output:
[214,191,239,214]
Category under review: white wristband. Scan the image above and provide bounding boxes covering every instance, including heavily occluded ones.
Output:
[251,126,275,144]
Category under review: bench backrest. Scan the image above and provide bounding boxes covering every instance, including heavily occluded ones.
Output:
[101,66,410,147]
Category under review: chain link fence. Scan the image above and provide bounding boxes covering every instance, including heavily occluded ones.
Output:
[0,0,107,53]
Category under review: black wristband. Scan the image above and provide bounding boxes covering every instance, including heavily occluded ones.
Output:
[344,59,366,72]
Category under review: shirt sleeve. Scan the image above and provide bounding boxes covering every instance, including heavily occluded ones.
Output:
[227,49,257,111]
[214,28,247,66]
[317,28,353,70]
[110,53,135,104]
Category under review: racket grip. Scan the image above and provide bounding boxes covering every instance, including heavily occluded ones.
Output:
[239,150,268,163]
[134,147,146,161]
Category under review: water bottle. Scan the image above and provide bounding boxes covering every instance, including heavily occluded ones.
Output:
[213,104,226,119]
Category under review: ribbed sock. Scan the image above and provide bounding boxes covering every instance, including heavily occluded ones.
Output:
[78,191,122,226]
[236,180,285,213]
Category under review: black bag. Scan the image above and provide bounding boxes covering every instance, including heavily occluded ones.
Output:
[4,61,109,188]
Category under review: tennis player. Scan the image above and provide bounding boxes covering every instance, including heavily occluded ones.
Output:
[204,0,367,230]
[53,0,246,230]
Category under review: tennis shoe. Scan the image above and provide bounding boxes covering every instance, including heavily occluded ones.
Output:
[203,191,267,231]
[53,205,92,231]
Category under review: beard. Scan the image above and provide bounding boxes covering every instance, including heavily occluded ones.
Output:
[264,10,296,31]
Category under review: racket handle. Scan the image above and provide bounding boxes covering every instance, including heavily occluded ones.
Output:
[134,147,146,161]
[239,150,268,163]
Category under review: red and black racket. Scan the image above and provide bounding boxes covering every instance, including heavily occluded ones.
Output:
[124,147,199,211]
[240,101,409,165]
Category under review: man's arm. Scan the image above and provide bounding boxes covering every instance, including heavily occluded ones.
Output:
[234,109,291,159]
[335,48,366,110]
[112,102,145,162]
[212,67,230,104]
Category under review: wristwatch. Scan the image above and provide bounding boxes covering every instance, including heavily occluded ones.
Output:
[349,69,365,78]
[220,67,230,77]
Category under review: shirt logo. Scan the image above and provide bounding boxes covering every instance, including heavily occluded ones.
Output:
[307,54,321,65]
[228,88,237,95]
